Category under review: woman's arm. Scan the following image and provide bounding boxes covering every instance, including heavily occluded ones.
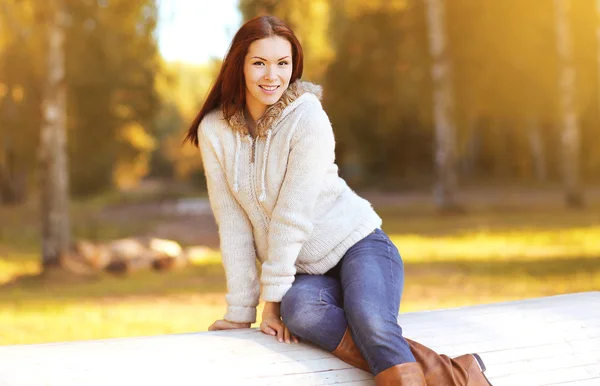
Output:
[263,301,281,317]
[199,125,260,324]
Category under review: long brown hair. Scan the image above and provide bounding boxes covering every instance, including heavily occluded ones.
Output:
[183,15,304,147]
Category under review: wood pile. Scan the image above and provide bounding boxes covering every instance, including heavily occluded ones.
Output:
[60,237,212,275]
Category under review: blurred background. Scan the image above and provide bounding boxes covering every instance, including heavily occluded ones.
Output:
[0,0,599,345]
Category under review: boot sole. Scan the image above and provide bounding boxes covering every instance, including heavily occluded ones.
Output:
[472,353,494,386]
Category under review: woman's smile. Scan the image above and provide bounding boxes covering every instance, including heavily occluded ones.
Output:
[259,85,280,93]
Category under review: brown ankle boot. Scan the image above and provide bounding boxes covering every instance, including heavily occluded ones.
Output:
[454,354,494,386]
[375,362,427,385]
[331,329,492,385]
[331,328,371,372]
[406,338,492,386]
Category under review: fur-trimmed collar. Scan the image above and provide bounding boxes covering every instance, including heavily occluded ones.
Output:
[226,80,323,138]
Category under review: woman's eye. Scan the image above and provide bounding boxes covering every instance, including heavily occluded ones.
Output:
[279,61,289,66]
[253,61,265,66]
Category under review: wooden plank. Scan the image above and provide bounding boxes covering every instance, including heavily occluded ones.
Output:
[242,369,373,386]
[545,379,600,386]
[0,292,598,385]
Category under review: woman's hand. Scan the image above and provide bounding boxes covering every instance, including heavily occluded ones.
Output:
[208,319,251,331]
[260,313,299,344]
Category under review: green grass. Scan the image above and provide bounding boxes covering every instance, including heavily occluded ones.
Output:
[1,192,599,345]
[381,204,600,310]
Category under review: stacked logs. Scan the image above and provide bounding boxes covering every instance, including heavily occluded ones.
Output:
[61,237,212,275]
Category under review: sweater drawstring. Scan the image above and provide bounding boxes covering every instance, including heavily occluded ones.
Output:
[232,130,271,201]
[233,131,241,193]
[258,129,272,202]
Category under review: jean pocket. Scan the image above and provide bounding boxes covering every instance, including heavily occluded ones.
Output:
[371,228,391,242]
[374,229,403,258]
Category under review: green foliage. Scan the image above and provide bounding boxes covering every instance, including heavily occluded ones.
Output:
[325,3,433,187]
[241,0,600,188]
[0,0,160,199]
[152,59,222,181]
[0,0,44,203]
[64,0,160,195]
[3,0,600,199]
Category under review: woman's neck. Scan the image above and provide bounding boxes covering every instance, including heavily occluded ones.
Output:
[244,105,264,137]
[245,97,267,121]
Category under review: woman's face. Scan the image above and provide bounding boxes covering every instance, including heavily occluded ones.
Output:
[243,36,293,120]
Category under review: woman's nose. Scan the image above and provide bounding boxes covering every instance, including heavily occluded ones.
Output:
[264,66,276,80]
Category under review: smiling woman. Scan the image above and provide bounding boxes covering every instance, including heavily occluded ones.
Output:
[181,15,492,386]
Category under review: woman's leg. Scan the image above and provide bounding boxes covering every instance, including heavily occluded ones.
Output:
[280,274,347,352]
[338,229,492,385]
[281,274,375,373]
[338,228,416,375]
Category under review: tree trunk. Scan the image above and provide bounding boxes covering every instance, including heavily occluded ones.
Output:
[526,115,547,182]
[555,0,583,207]
[424,0,462,213]
[40,0,71,269]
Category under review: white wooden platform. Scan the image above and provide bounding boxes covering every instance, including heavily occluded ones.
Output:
[0,292,598,386]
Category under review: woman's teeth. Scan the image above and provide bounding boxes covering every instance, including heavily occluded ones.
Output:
[260,85,279,91]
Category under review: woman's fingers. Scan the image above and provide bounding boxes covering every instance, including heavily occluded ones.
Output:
[260,321,277,336]
[208,320,223,331]
[282,326,299,344]
[213,317,299,344]
[209,319,251,331]
[216,317,299,344]
[260,318,299,344]
[260,324,274,336]
[266,319,284,342]
[275,322,284,342]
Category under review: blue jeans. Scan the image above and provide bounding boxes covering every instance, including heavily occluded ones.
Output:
[280,228,416,375]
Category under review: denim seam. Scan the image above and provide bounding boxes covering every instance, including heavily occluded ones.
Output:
[388,240,395,321]
[349,325,376,372]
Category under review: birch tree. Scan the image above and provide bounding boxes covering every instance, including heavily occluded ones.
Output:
[424,0,462,212]
[40,0,71,269]
[554,0,583,207]
[527,115,547,182]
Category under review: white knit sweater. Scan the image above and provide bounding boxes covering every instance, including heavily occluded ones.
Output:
[198,81,382,323]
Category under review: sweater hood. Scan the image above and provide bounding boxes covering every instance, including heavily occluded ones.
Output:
[226,80,323,138]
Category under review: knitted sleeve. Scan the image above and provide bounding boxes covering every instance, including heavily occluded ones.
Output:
[198,124,260,323]
[261,104,335,301]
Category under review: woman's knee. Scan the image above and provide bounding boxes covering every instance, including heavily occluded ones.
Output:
[280,276,340,335]
[281,291,316,334]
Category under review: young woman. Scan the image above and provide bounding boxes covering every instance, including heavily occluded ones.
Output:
[185,15,492,386]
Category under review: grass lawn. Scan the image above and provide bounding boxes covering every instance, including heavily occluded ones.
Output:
[1,191,599,345]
